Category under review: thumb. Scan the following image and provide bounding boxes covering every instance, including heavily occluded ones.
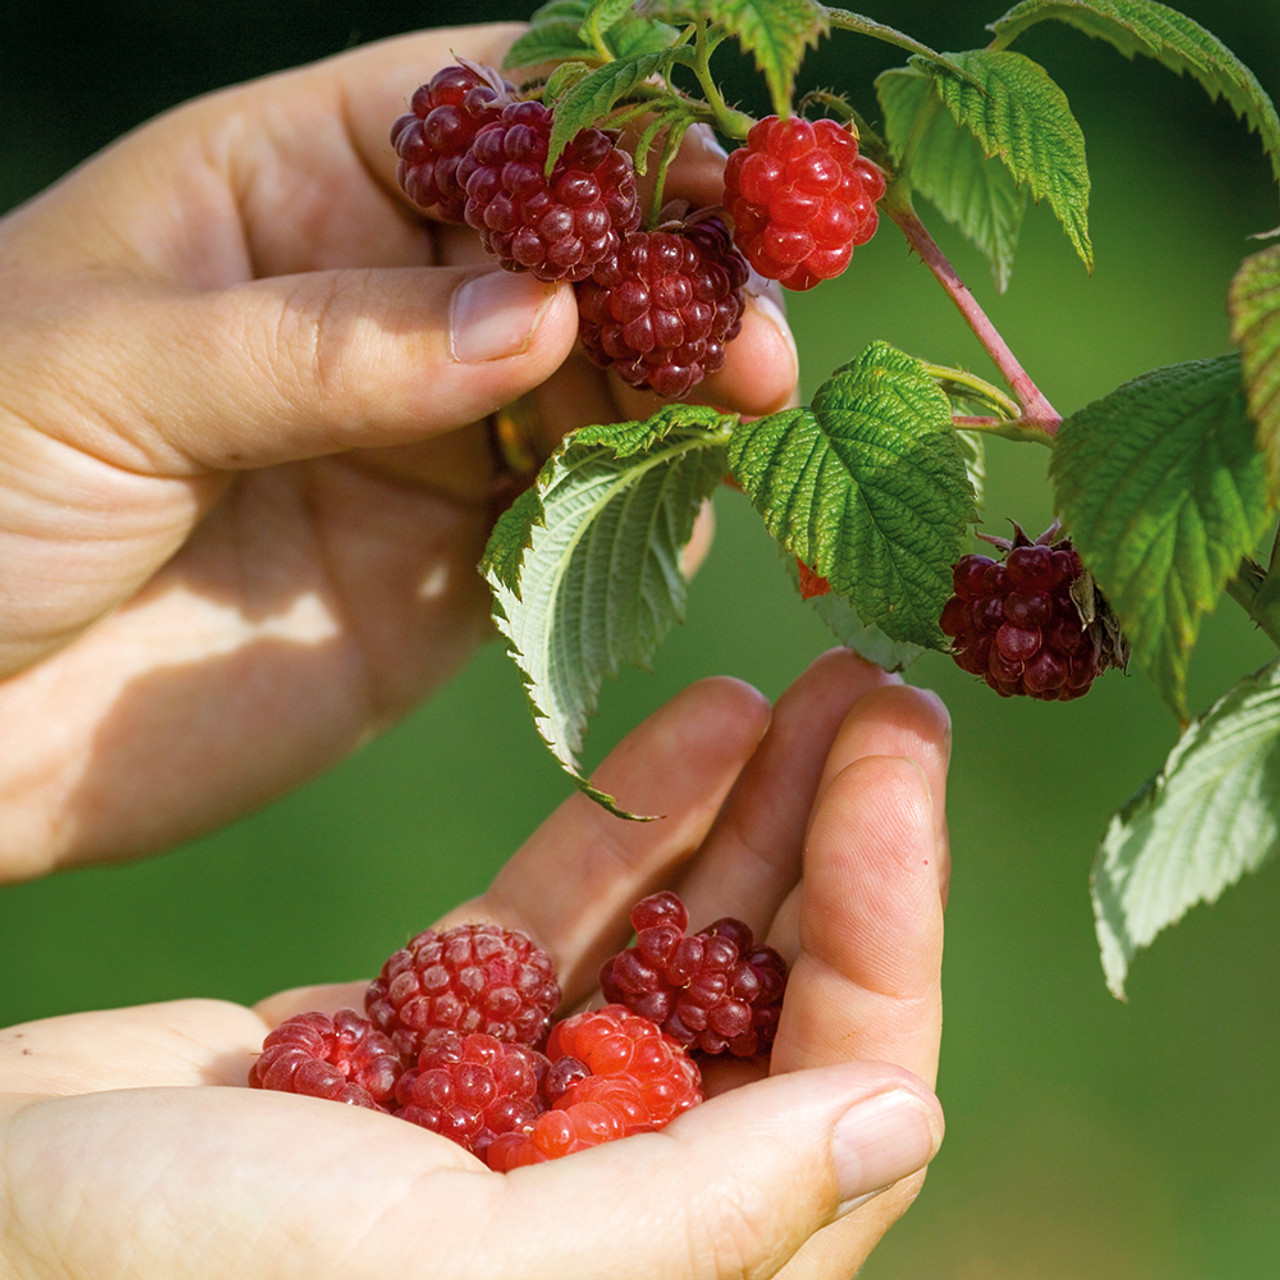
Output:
[93,265,579,473]
[482,1063,944,1279]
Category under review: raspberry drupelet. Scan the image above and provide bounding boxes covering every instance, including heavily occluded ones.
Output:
[724,114,885,291]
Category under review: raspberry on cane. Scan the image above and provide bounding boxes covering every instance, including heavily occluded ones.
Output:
[392,61,515,224]
[599,891,788,1057]
[940,522,1128,700]
[576,208,749,398]
[394,1028,549,1158]
[456,99,641,282]
[724,114,885,291]
[366,922,561,1059]
[249,1008,400,1110]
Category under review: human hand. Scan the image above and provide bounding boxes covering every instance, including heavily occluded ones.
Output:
[0,650,948,1279]
[0,24,798,878]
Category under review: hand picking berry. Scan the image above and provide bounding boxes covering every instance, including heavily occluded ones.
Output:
[723,115,885,291]
[365,921,561,1058]
[248,1008,400,1110]
[575,208,749,397]
[940,522,1128,699]
[598,891,788,1057]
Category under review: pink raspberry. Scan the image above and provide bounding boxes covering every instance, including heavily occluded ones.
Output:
[366,922,560,1059]
[575,209,749,398]
[940,522,1128,699]
[724,115,885,291]
[599,891,788,1057]
[394,1028,549,1159]
[248,1008,400,1110]
[456,99,641,282]
[392,61,515,224]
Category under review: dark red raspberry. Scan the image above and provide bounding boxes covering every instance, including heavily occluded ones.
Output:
[456,100,641,282]
[575,209,749,398]
[940,522,1128,700]
[392,61,515,224]
[249,1008,400,1110]
[366,922,560,1059]
[724,115,885,291]
[599,891,788,1057]
[485,1004,703,1169]
[394,1028,549,1159]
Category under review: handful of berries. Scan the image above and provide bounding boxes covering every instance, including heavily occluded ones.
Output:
[249,892,787,1169]
[392,60,886,399]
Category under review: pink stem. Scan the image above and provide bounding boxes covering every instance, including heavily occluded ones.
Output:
[887,200,1062,436]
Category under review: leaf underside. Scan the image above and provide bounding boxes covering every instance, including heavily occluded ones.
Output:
[1230,243,1280,500]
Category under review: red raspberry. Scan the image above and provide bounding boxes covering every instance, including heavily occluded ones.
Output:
[599,892,788,1058]
[940,522,1128,699]
[365,922,560,1059]
[485,1004,703,1170]
[456,100,641,282]
[392,61,515,224]
[248,1008,400,1110]
[723,115,885,291]
[575,209,749,398]
[394,1028,549,1159]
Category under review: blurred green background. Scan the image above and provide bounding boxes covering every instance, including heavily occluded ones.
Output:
[3,1,1280,1274]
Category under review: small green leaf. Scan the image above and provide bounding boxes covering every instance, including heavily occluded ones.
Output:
[727,341,974,648]
[581,0,637,48]
[481,406,734,812]
[1051,355,1271,719]
[1230,243,1280,500]
[921,49,1092,271]
[638,0,827,115]
[1092,658,1280,998]
[607,15,685,58]
[877,65,1028,291]
[990,0,1280,194]
[505,0,596,67]
[547,49,688,168]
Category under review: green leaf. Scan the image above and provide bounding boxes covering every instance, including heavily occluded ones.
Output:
[1092,658,1280,998]
[1051,355,1271,719]
[957,428,986,514]
[638,0,827,115]
[920,49,1092,272]
[547,49,688,168]
[607,15,685,58]
[877,65,1028,291]
[581,0,637,48]
[504,0,680,68]
[989,0,1280,193]
[1230,243,1280,500]
[727,341,974,648]
[481,406,733,813]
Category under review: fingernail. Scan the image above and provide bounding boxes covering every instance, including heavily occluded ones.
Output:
[686,123,729,160]
[746,287,799,382]
[831,1087,943,1212]
[451,270,558,363]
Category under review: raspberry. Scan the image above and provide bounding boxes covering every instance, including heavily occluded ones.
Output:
[394,1028,549,1159]
[456,100,641,282]
[248,1008,400,1110]
[940,522,1128,699]
[599,892,788,1057]
[366,922,561,1059]
[486,1004,703,1170]
[724,115,885,291]
[575,209,749,398]
[392,61,515,224]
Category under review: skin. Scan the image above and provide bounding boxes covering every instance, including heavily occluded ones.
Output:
[0,23,951,1280]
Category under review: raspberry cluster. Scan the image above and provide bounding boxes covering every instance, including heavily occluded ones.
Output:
[940,523,1128,700]
[249,893,785,1169]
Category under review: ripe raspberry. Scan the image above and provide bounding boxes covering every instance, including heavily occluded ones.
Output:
[575,209,749,398]
[599,892,788,1057]
[249,1008,400,1110]
[456,100,641,282]
[485,1004,703,1170]
[366,922,560,1059]
[940,522,1128,699]
[724,115,885,291]
[392,61,515,224]
[394,1028,549,1159]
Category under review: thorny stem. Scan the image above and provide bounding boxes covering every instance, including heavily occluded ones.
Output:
[1227,560,1280,650]
[689,21,754,138]
[885,191,1063,437]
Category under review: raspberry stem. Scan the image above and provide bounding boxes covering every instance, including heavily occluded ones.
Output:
[884,190,1062,438]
